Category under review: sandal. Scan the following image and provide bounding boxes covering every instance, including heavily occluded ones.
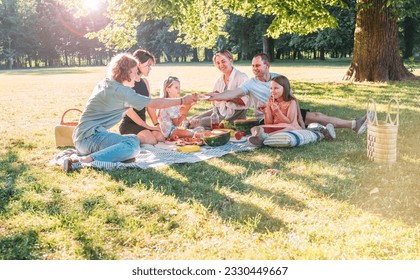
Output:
[121,158,136,163]
[63,157,73,172]
[63,156,81,172]
[247,135,265,147]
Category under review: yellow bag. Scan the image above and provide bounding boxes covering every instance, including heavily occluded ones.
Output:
[366,98,399,164]
[55,108,82,147]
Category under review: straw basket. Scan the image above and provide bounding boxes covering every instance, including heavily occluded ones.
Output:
[55,108,82,147]
[366,98,399,163]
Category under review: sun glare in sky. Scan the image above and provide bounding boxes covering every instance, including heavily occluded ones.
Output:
[83,0,101,11]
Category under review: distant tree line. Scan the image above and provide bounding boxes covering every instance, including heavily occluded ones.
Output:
[0,0,111,69]
[1,0,418,69]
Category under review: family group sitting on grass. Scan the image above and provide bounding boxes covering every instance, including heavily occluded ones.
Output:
[63,50,368,172]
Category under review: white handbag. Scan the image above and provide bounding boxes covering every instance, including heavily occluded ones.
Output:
[54,108,82,147]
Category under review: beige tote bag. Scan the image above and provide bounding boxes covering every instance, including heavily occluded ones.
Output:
[367,98,399,164]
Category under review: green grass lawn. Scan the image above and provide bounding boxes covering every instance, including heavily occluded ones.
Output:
[0,63,419,260]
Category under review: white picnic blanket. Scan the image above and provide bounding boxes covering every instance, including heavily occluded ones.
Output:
[51,140,255,170]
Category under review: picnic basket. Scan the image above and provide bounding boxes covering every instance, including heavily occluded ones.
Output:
[55,108,82,147]
[366,98,399,164]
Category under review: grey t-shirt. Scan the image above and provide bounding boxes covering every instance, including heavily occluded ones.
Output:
[239,72,280,106]
[239,73,279,118]
[74,79,150,143]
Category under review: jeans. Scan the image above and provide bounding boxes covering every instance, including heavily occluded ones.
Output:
[75,131,140,162]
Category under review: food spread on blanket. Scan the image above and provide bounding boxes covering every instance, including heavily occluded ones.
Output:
[234,131,246,140]
[176,137,204,146]
[166,128,247,148]
[203,129,231,146]
[230,136,248,143]
[165,135,204,146]
[219,120,234,129]
[233,119,260,134]
[198,95,211,100]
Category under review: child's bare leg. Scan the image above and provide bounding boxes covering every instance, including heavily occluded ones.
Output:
[189,118,201,128]
[171,129,194,138]
[152,131,165,142]
[137,130,158,145]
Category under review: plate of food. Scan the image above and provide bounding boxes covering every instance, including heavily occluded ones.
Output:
[175,137,204,146]
[199,95,211,100]
[230,131,247,143]
[230,136,248,143]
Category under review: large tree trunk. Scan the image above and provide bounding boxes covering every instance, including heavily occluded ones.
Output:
[204,48,213,62]
[262,36,275,61]
[191,48,199,62]
[344,0,414,82]
[320,48,325,61]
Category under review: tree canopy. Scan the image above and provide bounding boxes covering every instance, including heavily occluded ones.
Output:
[1,0,418,73]
[56,0,345,50]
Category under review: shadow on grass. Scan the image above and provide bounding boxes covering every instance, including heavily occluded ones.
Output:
[275,134,420,226]
[221,151,308,212]
[102,123,419,232]
[105,151,303,234]
[353,120,420,226]
[74,230,114,260]
[0,140,44,260]
[0,141,31,213]
[0,230,41,259]
[294,81,420,117]
[0,139,111,260]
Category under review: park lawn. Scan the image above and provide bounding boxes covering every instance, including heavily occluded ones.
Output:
[0,63,419,260]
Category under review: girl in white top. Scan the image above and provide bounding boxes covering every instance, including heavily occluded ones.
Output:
[157,76,196,138]
[189,50,249,129]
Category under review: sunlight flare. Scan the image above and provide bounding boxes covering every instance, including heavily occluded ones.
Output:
[83,0,101,11]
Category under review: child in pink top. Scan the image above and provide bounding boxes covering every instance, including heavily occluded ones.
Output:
[248,75,335,146]
[258,75,302,133]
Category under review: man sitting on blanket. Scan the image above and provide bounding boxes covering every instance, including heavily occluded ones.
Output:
[206,53,368,136]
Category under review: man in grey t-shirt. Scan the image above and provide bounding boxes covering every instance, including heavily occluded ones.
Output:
[207,53,367,134]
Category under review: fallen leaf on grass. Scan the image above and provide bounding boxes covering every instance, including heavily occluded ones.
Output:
[292,166,306,174]
[369,188,380,195]
[266,169,280,174]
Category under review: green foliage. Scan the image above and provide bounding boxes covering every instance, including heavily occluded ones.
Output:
[259,0,340,38]
[2,0,417,66]
[171,1,227,48]
[82,0,228,49]
[56,0,345,50]
[135,20,192,62]
[94,24,137,51]
[357,0,420,18]
[219,13,271,59]
[280,2,356,59]
[0,0,110,68]
[405,56,416,72]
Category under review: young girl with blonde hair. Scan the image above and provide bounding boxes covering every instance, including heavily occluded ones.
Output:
[157,76,197,138]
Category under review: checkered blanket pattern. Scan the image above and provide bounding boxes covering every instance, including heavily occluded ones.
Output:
[51,141,255,170]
